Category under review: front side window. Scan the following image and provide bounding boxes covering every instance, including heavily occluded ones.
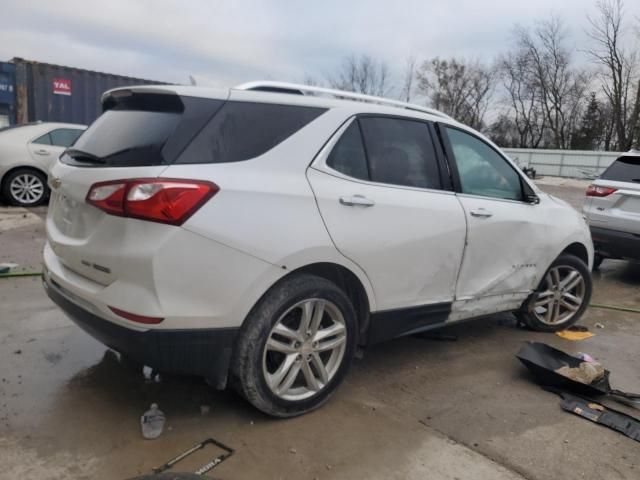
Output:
[49,128,84,147]
[445,127,523,201]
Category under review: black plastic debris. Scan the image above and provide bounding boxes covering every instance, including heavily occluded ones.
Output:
[560,392,640,442]
[516,341,640,405]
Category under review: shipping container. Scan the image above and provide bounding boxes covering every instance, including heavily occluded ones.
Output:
[10,57,169,126]
[0,62,16,127]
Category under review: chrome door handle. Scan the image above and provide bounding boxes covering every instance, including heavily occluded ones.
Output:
[470,208,493,218]
[35,149,51,155]
[339,195,375,207]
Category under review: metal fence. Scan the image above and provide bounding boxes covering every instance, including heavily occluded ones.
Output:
[502,148,622,179]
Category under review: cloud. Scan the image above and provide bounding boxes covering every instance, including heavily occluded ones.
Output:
[2,0,639,88]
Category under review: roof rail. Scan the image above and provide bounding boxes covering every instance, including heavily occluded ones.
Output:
[234,81,452,120]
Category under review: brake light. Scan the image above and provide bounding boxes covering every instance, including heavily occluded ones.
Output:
[586,185,617,197]
[109,306,164,324]
[86,178,218,225]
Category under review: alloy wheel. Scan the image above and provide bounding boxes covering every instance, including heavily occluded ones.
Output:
[262,298,347,401]
[9,173,45,205]
[532,265,586,326]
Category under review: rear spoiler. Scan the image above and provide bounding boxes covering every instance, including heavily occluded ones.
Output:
[101,85,229,110]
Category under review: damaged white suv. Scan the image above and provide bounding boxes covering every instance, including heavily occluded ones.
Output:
[43,82,593,417]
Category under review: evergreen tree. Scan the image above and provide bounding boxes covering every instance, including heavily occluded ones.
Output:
[572,93,603,150]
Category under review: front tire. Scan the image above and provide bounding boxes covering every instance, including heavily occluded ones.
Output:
[232,273,357,417]
[2,168,49,206]
[518,254,592,332]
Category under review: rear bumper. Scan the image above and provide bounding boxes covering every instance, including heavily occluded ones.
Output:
[44,271,238,388]
[590,226,640,260]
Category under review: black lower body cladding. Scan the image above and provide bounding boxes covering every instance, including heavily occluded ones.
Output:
[43,274,238,389]
[591,226,640,260]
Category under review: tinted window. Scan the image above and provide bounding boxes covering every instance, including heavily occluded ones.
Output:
[62,93,221,167]
[49,128,83,147]
[326,122,368,180]
[359,117,440,189]
[177,102,326,164]
[601,156,640,183]
[446,127,523,201]
[32,133,51,145]
[72,110,180,162]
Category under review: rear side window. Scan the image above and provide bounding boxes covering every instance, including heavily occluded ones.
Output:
[600,156,640,183]
[176,102,326,164]
[49,128,83,147]
[326,123,369,181]
[359,117,440,189]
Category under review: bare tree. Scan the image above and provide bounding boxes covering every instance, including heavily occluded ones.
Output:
[515,17,589,149]
[326,54,391,97]
[416,57,494,130]
[499,48,547,148]
[302,74,321,87]
[587,0,640,150]
[487,113,520,148]
[400,56,417,103]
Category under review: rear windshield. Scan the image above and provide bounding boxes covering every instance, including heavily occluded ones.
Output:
[72,110,180,163]
[600,156,640,183]
[62,95,325,167]
[62,93,223,167]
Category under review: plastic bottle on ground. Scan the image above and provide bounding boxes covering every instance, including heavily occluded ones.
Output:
[141,403,165,440]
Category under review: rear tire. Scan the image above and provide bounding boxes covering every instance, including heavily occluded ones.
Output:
[232,273,357,417]
[518,254,592,332]
[2,168,49,207]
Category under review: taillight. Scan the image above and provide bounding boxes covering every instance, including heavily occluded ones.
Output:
[586,185,617,197]
[86,178,218,225]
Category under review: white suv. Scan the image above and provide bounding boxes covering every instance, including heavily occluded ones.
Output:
[43,82,593,417]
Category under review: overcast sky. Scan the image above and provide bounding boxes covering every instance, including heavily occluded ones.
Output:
[3,0,639,92]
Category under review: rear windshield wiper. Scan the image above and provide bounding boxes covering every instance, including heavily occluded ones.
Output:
[64,148,106,164]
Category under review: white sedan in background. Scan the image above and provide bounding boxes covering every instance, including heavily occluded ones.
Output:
[0,122,86,206]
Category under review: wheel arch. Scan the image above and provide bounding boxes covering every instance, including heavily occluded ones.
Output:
[560,242,590,267]
[533,241,592,290]
[292,262,371,345]
[240,261,373,349]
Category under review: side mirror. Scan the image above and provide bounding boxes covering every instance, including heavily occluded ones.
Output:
[525,193,540,205]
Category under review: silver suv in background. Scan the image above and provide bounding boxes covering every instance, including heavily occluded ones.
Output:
[583,151,640,269]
